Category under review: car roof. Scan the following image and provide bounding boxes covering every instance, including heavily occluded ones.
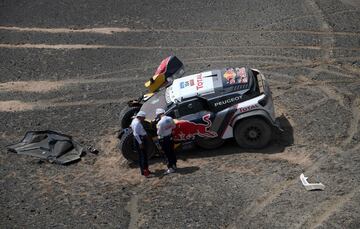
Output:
[166,67,254,103]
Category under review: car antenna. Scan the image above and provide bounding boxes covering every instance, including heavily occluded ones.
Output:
[205,74,218,78]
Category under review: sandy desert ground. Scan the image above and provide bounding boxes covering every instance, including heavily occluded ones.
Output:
[1,0,360,228]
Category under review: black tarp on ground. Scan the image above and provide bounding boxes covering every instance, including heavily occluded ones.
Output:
[7,130,85,165]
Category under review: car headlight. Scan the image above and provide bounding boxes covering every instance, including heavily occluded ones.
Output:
[173,67,185,79]
[167,77,173,83]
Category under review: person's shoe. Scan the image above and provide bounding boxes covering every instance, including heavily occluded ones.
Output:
[164,167,176,175]
[143,169,154,178]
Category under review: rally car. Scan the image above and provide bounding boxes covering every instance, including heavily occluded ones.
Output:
[118,56,281,162]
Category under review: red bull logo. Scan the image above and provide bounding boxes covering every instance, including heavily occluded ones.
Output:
[224,68,237,84]
[172,114,218,141]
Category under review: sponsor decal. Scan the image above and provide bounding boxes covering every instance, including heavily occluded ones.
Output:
[223,67,248,85]
[239,104,258,113]
[224,68,237,84]
[214,95,242,107]
[179,74,203,90]
[180,79,195,89]
[196,74,203,90]
[236,67,248,84]
[172,114,218,141]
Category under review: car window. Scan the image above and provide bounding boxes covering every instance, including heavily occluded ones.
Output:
[177,99,206,117]
[166,109,176,118]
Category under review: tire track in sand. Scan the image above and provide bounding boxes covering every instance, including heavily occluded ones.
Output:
[299,187,359,229]
[342,98,360,146]
[1,26,360,36]
[2,43,360,51]
[126,194,140,229]
[0,77,140,93]
[0,98,128,112]
[305,0,335,61]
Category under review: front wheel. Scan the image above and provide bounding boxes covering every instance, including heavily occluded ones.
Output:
[234,118,272,149]
[118,129,155,162]
[119,106,140,129]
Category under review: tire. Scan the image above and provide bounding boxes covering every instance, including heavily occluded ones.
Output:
[195,137,225,149]
[118,129,155,162]
[234,117,272,149]
[119,106,140,129]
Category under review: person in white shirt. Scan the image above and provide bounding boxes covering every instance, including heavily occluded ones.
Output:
[156,108,177,174]
[130,111,152,177]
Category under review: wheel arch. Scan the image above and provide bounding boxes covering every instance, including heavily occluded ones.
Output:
[119,106,141,129]
[231,109,277,130]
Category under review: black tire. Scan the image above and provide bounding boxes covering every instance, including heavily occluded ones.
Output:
[234,117,272,149]
[119,106,140,129]
[195,137,225,149]
[118,129,155,162]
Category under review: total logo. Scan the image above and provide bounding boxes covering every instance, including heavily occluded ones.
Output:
[196,74,204,90]
[239,104,259,113]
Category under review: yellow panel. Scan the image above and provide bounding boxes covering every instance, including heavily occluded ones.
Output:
[145,73,166,92]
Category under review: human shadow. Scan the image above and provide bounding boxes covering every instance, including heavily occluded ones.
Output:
[127,155,200,176]
[151,166,200,179]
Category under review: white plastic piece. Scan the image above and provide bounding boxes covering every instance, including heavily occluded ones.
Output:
[300,173,325,191]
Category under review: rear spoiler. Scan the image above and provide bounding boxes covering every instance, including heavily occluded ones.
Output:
[252,68,265,94]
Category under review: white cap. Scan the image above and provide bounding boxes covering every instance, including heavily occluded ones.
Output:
[136,111,146,117]
[156,108,165,115]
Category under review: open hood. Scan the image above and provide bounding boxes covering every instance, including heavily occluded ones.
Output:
[145,56,184,93]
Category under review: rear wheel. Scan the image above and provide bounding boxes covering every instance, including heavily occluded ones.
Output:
[234,118,272,149]
[195,137,225,149]
[119,106,140,129]
[118,129,155,162]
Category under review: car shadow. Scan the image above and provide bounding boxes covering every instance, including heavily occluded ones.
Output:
[175,114,294,160]
[128,115,293,169]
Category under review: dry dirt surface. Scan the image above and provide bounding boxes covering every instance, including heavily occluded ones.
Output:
[1,0,360,228]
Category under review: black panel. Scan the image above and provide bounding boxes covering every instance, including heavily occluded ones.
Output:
[165,56,184,78]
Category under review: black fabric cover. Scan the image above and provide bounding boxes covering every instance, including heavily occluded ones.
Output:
[7,130,85,165]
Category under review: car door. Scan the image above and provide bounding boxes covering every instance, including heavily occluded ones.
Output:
[168,98,218,141]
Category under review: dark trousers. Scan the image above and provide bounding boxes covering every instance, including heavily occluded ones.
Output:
[160,135,176,168]
[133,136,148,174]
